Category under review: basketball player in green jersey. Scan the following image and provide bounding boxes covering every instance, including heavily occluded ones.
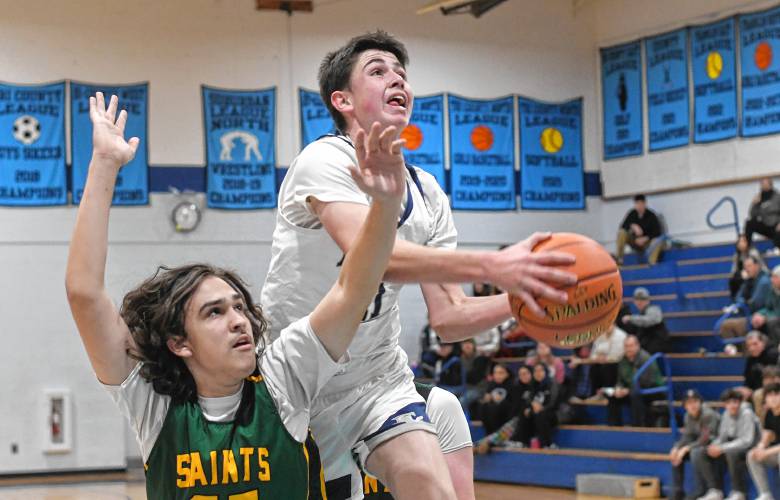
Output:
[65,92,407,499]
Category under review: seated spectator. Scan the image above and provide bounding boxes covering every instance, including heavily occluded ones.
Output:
[458,339,491,414]
[431,341,462,388]
[754,366,780,424]
[473,365,534,454]
[736,331,778,402]
[567,345,594,402]
[622,287,670,353]
[729,233,766,301]
[745,177,780,253]
[616,194,664,265]
[669,390,721,500]
[526,342,565,385]
[507,364,561,449]
[693,389,760,500]
[751,265,780,344]
[720,256,772,341]
[474,363,515,435]
[570,323,627,396]
[604,335,665,427]
[748,382,780,500]
[473,325,501,358]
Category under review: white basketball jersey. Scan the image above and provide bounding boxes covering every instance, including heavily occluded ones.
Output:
[261,135,456,394]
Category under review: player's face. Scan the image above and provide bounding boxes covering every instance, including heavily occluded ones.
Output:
[345,50,413,131]
[178,277,257,390]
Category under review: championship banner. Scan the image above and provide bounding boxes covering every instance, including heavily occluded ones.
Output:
[0,82,66,206]
[71,82,149,205]
[740,7,780,137]
[402,94,446,190]
[299,88,335,149]
[601,41,643,160]
[203,86,276,209]
[645,29,690,151]
[691,18,738,143]
[518,97,584,211]
[448,95,515,210]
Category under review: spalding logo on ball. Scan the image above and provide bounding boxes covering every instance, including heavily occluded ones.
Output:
[509,233,622,349]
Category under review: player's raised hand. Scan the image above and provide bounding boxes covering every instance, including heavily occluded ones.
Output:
[489,232,577,317]
[89,92,140,167]
[349,122,406,202]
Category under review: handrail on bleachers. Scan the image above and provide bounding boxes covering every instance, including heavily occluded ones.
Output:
[633,352,678,438]
[706,195,741,239]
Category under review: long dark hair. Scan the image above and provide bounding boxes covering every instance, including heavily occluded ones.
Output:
[120,264,267,403]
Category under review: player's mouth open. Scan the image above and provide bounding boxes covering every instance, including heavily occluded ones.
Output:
[233,334,253,350]
[386,94,407,109]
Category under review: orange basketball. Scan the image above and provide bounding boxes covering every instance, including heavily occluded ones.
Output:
[509,233,622,349]
[470,125,494,152]
[401,124,423,151]
[755,41,773,71]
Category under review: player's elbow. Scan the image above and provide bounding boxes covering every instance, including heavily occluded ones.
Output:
[65,273,100,308]
[429,317,461,343]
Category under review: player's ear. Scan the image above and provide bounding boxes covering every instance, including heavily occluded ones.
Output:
[331,91,353,113]
[167,336,193,358]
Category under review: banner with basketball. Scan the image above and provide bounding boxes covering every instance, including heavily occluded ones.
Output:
[0,82,66,206]
[691,18,738,143]
[71,82,149,205]
[645,28,690,151]
[299,88,335,149]
[740,7,780,137]
[202,86,276,209]
[601,41,643,160]
[518,96,584,211]
[402,94,446,190]
[448,94,515,210]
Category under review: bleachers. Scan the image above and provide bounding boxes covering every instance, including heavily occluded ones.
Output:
[473,240,779,496]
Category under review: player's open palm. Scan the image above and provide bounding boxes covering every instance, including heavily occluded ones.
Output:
[349,122,406,202]
[89,92,140,167]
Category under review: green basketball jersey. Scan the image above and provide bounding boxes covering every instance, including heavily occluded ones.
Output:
[144,374,327,499]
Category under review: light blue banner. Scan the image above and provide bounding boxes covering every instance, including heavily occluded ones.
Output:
[0,82,66,206]
[601,41,643,159]
[403,94,446,190]
[71,82,149,205]
[203,86,276,209]
[448,95,516,210]
[299,88,335,149]
[518,97,584,211]
[691,18,738,143]
[645,29,690,151]
[740,7,780,137]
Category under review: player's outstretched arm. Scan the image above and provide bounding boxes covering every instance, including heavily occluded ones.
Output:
[65,93,140,385]
[309,123,406,360]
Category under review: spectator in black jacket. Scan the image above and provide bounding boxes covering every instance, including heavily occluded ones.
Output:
[622,287,670,353]
[746,177,780,252]
[737,331,779,402]
[518,363,561,448]
[458,339,491,413]
[474,363,515,435]
[616,194,665,265]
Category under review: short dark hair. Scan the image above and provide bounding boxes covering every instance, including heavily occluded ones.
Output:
[633,194,646,202]
[318,30,409,133]
[763,365,780,380]
[720,388,743,402]
[121,264,267,404]
[765,382,780,395]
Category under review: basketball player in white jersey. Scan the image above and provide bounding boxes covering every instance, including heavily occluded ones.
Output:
[261,31,576,499]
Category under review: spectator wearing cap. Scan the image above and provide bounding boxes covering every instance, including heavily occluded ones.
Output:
[751,264,780,344]
[603,335,664,427]
[736,331,779,402]
[616,194,665,265]
[622,287,670,354]
[754,366,780,424]
[748,383,780,500]
[669,389,721,500]
[719,256,772,341]
[693,389,760,500]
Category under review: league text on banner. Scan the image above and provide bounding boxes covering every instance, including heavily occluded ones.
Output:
[0,82,67,206]
[740,6,780,137]
[71,82,149,205]
[518,97,584,210]
[601,42,643,160]
[203,86,277,209]
[645,28,690,151]
[299,88,335,149]
[448,94,516,210]
[402,94,446,191]
[691,18,738,143]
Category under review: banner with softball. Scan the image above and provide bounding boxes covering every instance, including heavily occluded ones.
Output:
[601,41,643,160]
[740,7,780,137]
[71,82,149,205]
[402,94,446,191]
[203,86,276,209]
[448,94,516,210]
[299,88,335,149]
[645,28,690,151]
[691,18,738,143]
[518,97,584,211]
[0,82,66,206]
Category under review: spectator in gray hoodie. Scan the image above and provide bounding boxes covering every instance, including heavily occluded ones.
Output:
[670,389,721,500]
[693,389,760,500]
[747,383,780,500]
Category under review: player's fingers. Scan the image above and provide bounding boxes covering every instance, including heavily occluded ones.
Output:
[378,125,397,151]
[96,92,106,114]
[106,94,119,122]
[115,109,128,132]
[527,263,577,286]
[521,275,568,304]
[515,290,545,318]
[520,231,552,250]
[533,250,576,267]
[367,122,381,152]
[128,137,140,155]
[88,96,96,117]
[390,138,406,155]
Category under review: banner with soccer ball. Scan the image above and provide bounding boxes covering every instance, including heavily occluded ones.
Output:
[0,81,67,206]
